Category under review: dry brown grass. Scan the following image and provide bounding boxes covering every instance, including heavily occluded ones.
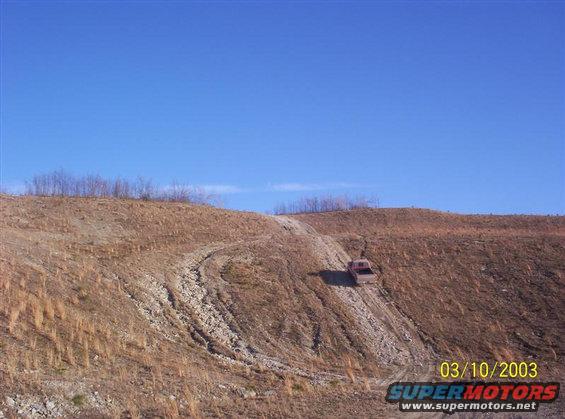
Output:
[0,196,562,417]
[297,209,565,373]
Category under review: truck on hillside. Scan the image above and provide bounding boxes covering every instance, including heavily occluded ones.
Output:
[347,259,377,285]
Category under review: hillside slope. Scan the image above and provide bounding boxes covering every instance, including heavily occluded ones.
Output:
[295,209,565,376]
[1,197,563,417]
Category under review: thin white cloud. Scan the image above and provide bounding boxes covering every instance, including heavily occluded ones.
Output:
[197,184,244,194]
[162,183,244,194]
[268,182,361,192]
[0,181,26,195]
[191,182,363,194]
[143,181,365,195]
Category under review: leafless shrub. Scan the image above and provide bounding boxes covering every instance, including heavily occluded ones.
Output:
[111,177,132,199]
[24,170,220,205]
[133,176,157,200]
[273,194,379,214]
[26,169,74,196]
[160,181,194,203]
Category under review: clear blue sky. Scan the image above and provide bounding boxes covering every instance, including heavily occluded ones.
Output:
[1,1,563,214]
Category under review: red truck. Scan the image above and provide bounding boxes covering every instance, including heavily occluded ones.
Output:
[347,259,377,285]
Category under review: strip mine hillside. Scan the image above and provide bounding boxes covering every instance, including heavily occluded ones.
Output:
[0,196,563,417]
[295,209,565,377]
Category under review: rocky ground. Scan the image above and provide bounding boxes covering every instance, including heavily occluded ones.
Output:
[0,196,563,417]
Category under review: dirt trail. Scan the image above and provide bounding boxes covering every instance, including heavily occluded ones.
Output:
[176,243,253,360]
[131,215,433,385]
[174,238,345,382]
[273,216,434,383]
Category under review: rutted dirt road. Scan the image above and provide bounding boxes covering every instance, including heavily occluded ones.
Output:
[4,197,560,417]
[173,238,344,381]
[273,216,434,383]
[145,214,434,385]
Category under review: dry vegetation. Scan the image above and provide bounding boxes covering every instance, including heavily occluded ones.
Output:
[296,208,565,377]
[273,194,378,215]
[24,170,219,204]
[0,197,563,417]
[0,196,401,417]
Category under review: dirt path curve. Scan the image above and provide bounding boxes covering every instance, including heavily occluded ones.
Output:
[174,237,344,383]
[272,216,435,384]
[134,215,434,386]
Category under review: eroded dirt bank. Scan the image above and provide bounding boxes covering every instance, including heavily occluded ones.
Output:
[1,197,562,417]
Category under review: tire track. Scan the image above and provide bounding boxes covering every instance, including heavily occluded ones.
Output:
[173,238,345,382]
[131,216,433,386]
[176,244,253,361]
[273,216,434,384]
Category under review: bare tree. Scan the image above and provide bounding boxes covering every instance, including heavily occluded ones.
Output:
[160,181,193,202]
[273,194,379,215]
[133,176,156,200]
[26,170,76,196]
[24,170,220,206]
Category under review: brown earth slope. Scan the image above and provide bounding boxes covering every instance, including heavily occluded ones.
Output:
[0,196,429,417]
[295,208,565,378]
[0,197,563,418]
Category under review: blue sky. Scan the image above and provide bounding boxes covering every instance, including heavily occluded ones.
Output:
[1,1,563,214]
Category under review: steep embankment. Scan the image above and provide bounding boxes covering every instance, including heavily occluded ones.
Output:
[0,196,432,417]
[295,208,565,380]
[273,216,432,382]
[1,197,563,417]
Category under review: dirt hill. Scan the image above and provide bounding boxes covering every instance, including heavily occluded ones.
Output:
[0,196,563,417]
[295,209,564,369]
